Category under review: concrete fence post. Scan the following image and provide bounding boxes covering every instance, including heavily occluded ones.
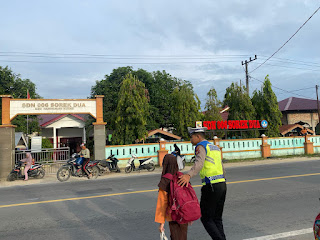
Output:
[304,135,314,155]
[157,140,168,166]
[213,137,223,160]
[261,135,271,158]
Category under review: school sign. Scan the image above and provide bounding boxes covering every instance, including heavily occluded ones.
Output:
[196,120,268,130]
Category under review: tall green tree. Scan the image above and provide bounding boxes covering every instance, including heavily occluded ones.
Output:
[252,75,282,137]
[204,87,224,138]
[223,82,257,138]
[204,87,223,121]
[0,66,40,133]
[90,67,179,132]
[90,66,133,130]
[112,74,150,145]
[170,81,201,139]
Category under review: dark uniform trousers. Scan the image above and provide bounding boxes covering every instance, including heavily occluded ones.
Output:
[200,182,227,240]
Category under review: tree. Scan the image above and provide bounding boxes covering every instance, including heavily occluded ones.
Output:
[252,75,282,137]
[223,82,257,138]
[204,87,224,138]
[204,88,223,121]
[90,66,133,131]
[112,74,150,145]
[0,66,40,133]
[90,67,179,132]
[170,81,201,140]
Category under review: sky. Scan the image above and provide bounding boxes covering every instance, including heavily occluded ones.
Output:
[0,0,319,109]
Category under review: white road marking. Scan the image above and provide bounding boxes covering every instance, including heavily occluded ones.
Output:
[243,228,313,240]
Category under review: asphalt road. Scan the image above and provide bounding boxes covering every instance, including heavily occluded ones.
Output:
[0,159,319,240]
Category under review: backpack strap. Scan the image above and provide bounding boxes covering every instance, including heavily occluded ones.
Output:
[162,173,173,180]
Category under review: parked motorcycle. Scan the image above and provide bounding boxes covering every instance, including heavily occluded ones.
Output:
[56,154,99,182]
[125,154,155,173]
[7,161,45,181]
[97,154,121,174]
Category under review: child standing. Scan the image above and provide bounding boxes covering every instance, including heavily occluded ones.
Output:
[155,154,188,240]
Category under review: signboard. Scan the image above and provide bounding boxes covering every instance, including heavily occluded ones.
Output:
[10,99,97,120]
[31,136,42,151]
[195,121,202,128]
[201,120,268,130]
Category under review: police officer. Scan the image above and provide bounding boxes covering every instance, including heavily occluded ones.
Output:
[177,127,227,240]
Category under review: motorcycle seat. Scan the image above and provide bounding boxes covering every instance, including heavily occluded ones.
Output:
[139,158,151,163]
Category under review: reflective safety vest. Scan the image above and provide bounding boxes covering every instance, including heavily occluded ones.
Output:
[196,140,225,185]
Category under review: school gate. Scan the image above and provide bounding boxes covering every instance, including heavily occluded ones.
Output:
[0,95,106,180]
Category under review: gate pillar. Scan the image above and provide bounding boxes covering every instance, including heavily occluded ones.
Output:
[0,125,16,180]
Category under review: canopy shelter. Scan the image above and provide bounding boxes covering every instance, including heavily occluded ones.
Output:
[280,124,314,137]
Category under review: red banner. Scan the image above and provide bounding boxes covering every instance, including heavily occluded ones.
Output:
[203,120,262,130]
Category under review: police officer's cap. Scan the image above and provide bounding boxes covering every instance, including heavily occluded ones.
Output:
[188,127,207,136]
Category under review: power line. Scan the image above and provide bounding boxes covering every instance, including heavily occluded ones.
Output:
[250,6,320,73]
[259,55,320,67]
[0,52,250,58]
[0,60,241,64]
[276,86,314,95]
[263,63,320,72]
[249,76,314,99]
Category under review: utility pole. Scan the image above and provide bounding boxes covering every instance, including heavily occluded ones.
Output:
[316,85,320,127]
[242,55,257,95]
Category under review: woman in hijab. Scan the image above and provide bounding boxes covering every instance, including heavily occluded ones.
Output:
[20,153,33,181]
[155,154,188,240]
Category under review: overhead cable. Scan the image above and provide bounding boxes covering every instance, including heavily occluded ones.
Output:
[250,6,320,73]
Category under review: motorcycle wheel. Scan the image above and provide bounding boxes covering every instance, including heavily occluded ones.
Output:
[57,166,71,182]
[125,166,132,173]
[89,166,99,179]
[147,163,155,172]
[116,166,121,173]
[191,156,196,163]
[7,172,17,181]
[36,169,45,179]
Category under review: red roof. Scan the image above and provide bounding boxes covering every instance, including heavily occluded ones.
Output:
[278,97,319,112]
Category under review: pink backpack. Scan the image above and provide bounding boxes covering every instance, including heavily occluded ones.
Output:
[163,172,201,224]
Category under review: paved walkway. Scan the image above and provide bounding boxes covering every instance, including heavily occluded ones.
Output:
[1,155,319,188]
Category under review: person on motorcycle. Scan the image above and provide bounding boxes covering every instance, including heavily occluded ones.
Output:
[78,143,92,179]
[20,153,33,181]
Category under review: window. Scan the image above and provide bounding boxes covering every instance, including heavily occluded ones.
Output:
[129,149,131,154]
[123,149,125,155]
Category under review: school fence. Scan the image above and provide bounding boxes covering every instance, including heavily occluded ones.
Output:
[15,147,70,173]
[105,135,320,167]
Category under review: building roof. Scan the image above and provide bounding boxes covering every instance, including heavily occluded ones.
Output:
[15,132,27,147]
[279,124,314,136]
[278,97,320,112]
[38,114,87,127]
[202,106,229,121]
[148,129,181,140]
